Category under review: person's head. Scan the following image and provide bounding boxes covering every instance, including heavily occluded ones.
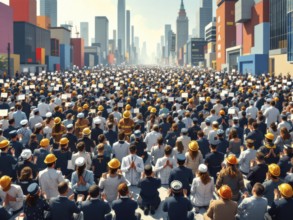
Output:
[218,185,232,200]
[278,183,293,199]
[77,142,85,152]
[75,157,86,176]
[170,180,183,195]
[268,163,281,180]
[197,130,204,139]
[153,124,159,132]
[118,131,125,141]
[164,145,172,156]
[157,136,164,146]
[108,158,120,174]
[88,185,100,198]
[198,164,211,185]
[97,143,104,154]
[252,122,258,130]
[58,181,69,195]
[280,127,290,140]
[19,166,33,181]
[224,154,239,177]
[265,133,274,143]
[144,164,153,177]
[26,183,41,207]
[252,183,265,197]
[175,140,184,153]
[98,134,106,144]
[44,154,57,168]
[246,139,254,149]
[117,183,129,197]
[177,154,186,166]
[0,175,12,192]
[129,144,137,154]
[256,152,265,163]
[229,129,238,140]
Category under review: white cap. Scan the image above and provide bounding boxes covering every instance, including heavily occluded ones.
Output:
[212,121,219,125]
[94,119,102,124]
[66,124,73,129]
[75,157,85,167]
[20,119,28,126]
[198,164,208,173]
[21,149,32,160]
[35,123,42,129]
[77,95,82,99]
[46,112,52,118]
[77,113,84,118]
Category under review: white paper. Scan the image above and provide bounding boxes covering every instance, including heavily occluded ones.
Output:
[168,97,174,102]
[17,94,25,101]
[1,93,8,98]
[118,102,124,107]
[107,108,112,113]
[228,109,236,114]
[0,109,8,117]
[134,108,140,114]
[61,94,67,99]
[181,93,188,98]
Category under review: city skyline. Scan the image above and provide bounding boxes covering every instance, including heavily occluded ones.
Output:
[0,0,208,56]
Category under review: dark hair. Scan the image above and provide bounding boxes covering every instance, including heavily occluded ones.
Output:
[26,193,39,207]
[118,183,128,196]
[164,145,172,155]
[77,164,86,177]
[58,182,68,194]
[280,127,290,140]
[199,172,211,185]
[197,130,204,138]
[77,142,85,152]
[88,185,100,198]
[253,183,265,196]
[118,131,125,140]
[19,167,32,181]
[129,144,136,153]
[157,136,164,145]
[144,165,152,176]
[252,122,258,129]
[256,152,265,161]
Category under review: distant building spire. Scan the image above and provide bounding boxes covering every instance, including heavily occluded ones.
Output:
[181,0,185,10]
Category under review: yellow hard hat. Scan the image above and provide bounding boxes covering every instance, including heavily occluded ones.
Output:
[44,154,57,164]
[265,133,274,141]
[226,154,238,165]
[108,158,121,169]
[98,105,104,111]
[83,104,89,109]
[40,138,50,148]
[278,183,293,198]
[60,137,69,145]
[123,111,131,119]
[82,127,91,136]
[125,104,131,110]
[150,108,157,113]
[54,117,61,124]
[268,163,280,177]
[0,140,10,149]
[189,141,199,151]
[0,175,12,189]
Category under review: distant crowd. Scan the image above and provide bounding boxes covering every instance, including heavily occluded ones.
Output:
[0,67,292,220]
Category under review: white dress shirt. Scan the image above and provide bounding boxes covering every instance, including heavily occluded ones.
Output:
[0,184,24,211]
[155,156,177,185]
[121,154,144,186]
[37,103,51,117]
[264,106,280,126]
[144,131,162,151]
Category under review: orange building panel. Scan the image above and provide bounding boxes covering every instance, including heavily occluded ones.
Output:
[37,16,51,30]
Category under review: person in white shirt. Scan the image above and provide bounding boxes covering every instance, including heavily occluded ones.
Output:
[71,142,92,170]
[112,132,130,163]
[228,102,240,117]
[246,100,258,120]
[176,128,191,153]
[182,112,193,129]
[0,175,24,214]
[213,99,224,116]
[203,119,213,137]
[155,145,177,185]
[92,111,107,130]
[144,124,162,151]
[238,139,257,174]
[38,154,65,200]
[277,114,292,132]
[190,164,214,209]
[207,121,220,143]
[263,101,280,127]
[121,145,144,186]
[206,109,219,123]
[261,98,271,113]
[112,106,122,122]
[37,99,51,118]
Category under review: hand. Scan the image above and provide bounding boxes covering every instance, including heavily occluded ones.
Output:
[242,191,249,198]
[77,194,84,202]
[6,193,16,202]
[183,189,188,197]
[240,146,244,152]
[274,189,280,200]
[101,193,107,201]
[68,194,75,201]
[117,169,122,175]
[10,148,15,156]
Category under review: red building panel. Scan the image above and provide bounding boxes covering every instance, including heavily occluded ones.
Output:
[71,38,84,68]
[10,0,36,25]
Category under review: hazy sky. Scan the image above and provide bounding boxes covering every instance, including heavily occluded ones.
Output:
[0,0,216,56]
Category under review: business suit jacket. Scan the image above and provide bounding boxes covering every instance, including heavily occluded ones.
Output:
[49,196,80,220]
[204,199,238,220]
[79,198,111,220]
[112,197,138,220]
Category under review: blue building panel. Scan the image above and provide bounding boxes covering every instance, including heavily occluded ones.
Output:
[251,22,270,54]
[46,56,60,72]
[60,44,70,70]
[238,54,268,75]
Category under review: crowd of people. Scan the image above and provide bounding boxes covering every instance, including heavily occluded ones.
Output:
[0,66,292,220]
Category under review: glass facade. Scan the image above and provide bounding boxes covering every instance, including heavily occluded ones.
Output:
[288,0,293,61]
[270,0,287,50]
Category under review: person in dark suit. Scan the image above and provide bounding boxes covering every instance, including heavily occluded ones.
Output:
[197,130,210,159]
[112,183,141,220]
[205,141,225,182]
[104,123,117,146]
[91,119,104,145]
[216,129,229,154]
[268,183,293,220]
[3,118,16,139]
[0,205,11,220]
[245,122,264,150]
[168,154,194,195]
[163,180,194,220]
[188,118,201,141]
[63,124,78,153]
[49,181,81,220]
[137,165,161,215]
[79,185,111,220]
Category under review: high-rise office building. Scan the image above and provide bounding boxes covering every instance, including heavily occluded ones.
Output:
[164,25,171,58]
[288,0,293,62]
[40,0,57,27]
[95,16,109,64]
[113,29,117,52]
[216,0,236,71]
[126,10,131,54]
[196,0,213,39]
[80,22,89,46]
[9,0,37,25]
[118,0,126,56]
[176,0,189,61]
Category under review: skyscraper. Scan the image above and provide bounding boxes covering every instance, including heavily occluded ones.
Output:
[40,0,57,27]
[95,16,109,64]
[113,29,117,52]
[118,0,126,57]
[176,0,189,60]
[288,0,293,62]
[164,25,171,58]
[196,0,213,38]
[80,22,89,46]
[126,10,131,54]
[9,0,37,25]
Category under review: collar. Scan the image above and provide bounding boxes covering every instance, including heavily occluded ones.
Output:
[120,196,129,199]
[265,144,276,149]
